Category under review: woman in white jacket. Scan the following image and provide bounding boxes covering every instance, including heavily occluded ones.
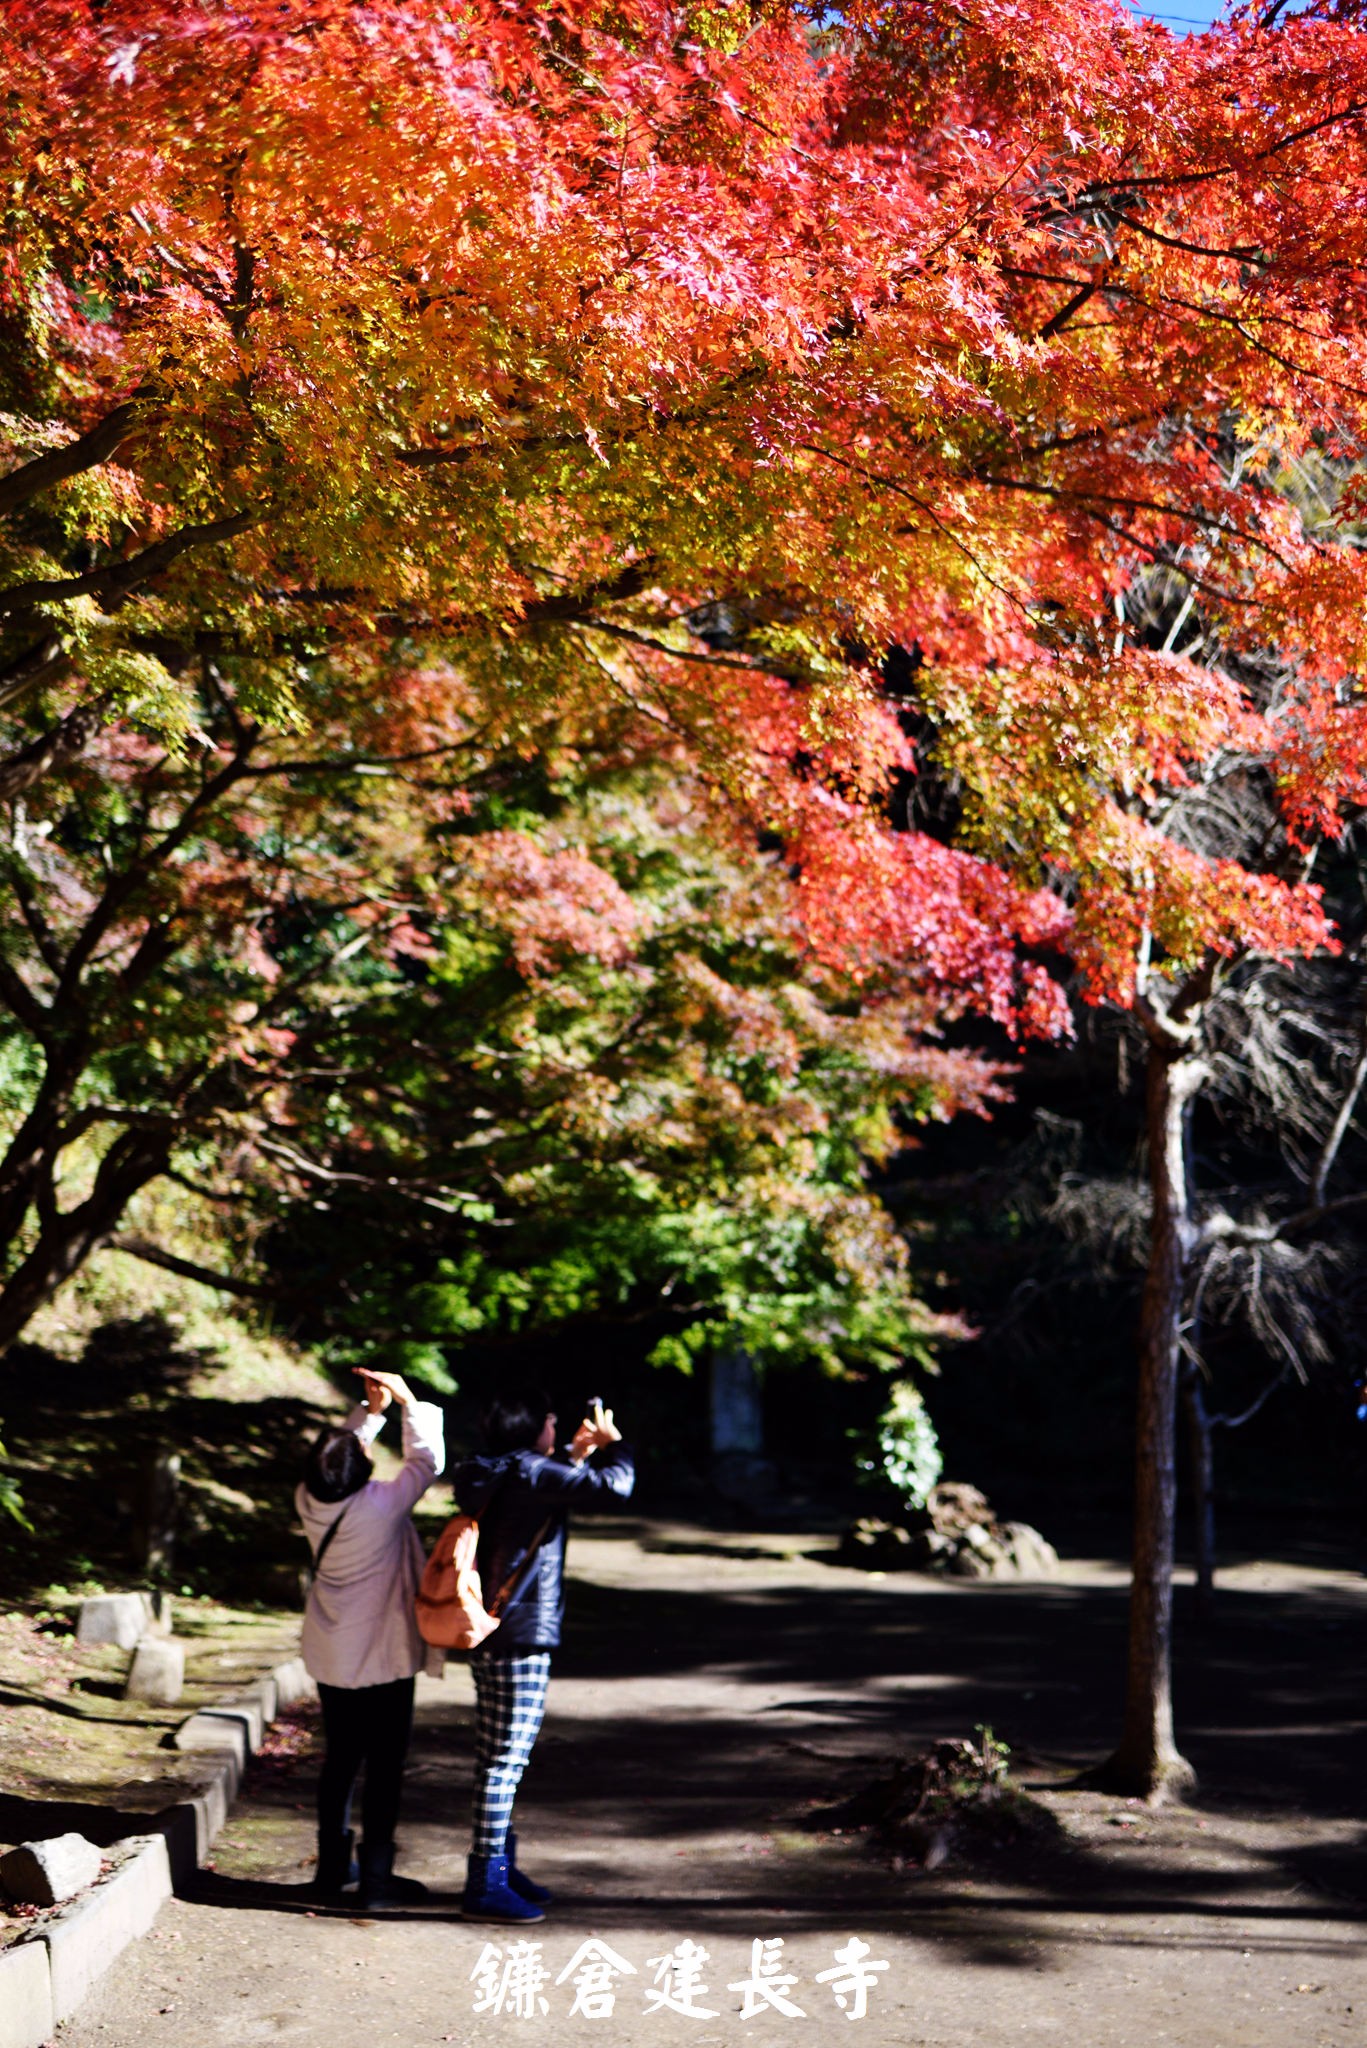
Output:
[296,1368,444,1907]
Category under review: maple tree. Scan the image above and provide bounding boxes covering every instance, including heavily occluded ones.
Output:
[239,767,1008,1400]
[4,0,1367,1796]
[0,662,1015,1388]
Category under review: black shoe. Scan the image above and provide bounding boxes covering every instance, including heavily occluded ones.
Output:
[308,1829,358,1901]
[356,1840,429,1908]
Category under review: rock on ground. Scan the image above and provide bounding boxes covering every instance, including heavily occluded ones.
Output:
[1,1832,102,1906]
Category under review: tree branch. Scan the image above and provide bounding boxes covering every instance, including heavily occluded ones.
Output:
[0,950,52,1041]
[1309,1020,1367,1207]
[6,860,65,982]
[0,636,69,713]
[0,393,156,522]
[253,1135,488,1214]
[1076,101,1367,195]
[237,735,486,779]
[969,471,1291,569]
[0,694,110,803]
[106,1233,281,1301]
[1209,1364,1291,1431]
[573,618,788,676]
[1038,279,1104,340]
[54,737,259,1003]
[0,508,261,620]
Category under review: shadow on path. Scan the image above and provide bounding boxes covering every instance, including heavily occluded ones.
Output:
[211,1540,1367,1969]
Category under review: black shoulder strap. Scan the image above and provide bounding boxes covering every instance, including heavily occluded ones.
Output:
[488,1518,554,1617]
[309,1499,353,1575]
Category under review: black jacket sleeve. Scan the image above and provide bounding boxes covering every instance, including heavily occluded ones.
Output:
[519,1443,635,1504]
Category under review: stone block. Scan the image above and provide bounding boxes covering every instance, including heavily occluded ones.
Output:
[74,1593,146,1650]
[0,1832,102,1907]
[212,1693,265,1752]
[190,1752,239,1847]
[152,1752,240,1876]
[43,1835,171,2024]
[0,1937,54,2048]
[124,1635,185,1705]
[172,1711,248,1766]
[151,1800,202,1890]
[271,1655,316,1708]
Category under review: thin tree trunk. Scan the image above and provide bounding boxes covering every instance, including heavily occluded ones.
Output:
[1181,1362,1217,1617]
[1098,1039,1203,1799]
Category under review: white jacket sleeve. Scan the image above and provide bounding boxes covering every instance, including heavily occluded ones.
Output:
[378,1397,444,1515]
[342,1402,386,1448]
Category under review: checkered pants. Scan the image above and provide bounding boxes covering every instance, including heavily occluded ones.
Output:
[471,1651,552,1858]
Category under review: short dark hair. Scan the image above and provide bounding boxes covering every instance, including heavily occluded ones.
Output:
[303,1426,373,1503]
[482,1386,553,1454]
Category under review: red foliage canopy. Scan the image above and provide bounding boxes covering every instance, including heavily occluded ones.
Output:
[4,0,1367,1024]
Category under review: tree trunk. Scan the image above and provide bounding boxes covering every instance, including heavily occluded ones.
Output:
[0,1133,168,1354]
[1098,1039,1203,1800]
[0,1044,89,1256]
[1181,1362,1217,1618]
[132,1448,181,1580]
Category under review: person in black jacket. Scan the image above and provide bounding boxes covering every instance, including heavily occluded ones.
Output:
[453,1387,635,1922]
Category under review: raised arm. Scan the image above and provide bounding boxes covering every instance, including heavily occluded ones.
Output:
[523,1440,635,1505]
[355,1368,445,1513]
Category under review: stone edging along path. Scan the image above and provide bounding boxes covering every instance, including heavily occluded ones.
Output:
[0,1655,316,2048]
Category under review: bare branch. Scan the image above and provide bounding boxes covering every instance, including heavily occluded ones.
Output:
[54,738,259,1004]
[1309,1019,1367,1207]
[0,949,52,1041]
[0,635,69,713]
[1076,100,1367,196]
[254,1135,488,1215]
[6,859,65,981]
[1209,1365,1292,1431]
[237,734,486,779]
[574,618,787,677]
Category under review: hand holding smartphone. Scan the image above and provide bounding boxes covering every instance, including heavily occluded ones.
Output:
[569,1394,620,1462]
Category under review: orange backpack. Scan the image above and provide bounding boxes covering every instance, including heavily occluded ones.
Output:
[415,1514,501,1651]
[415,1508,551,1651]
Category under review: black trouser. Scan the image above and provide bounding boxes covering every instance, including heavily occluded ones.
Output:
[316,1676,415,1846]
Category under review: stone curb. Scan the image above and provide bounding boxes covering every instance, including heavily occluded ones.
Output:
[1,1653,315,2048]
[44,1834,172,2025]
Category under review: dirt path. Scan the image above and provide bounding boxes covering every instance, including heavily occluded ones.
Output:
[55,1520,1367,2048]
